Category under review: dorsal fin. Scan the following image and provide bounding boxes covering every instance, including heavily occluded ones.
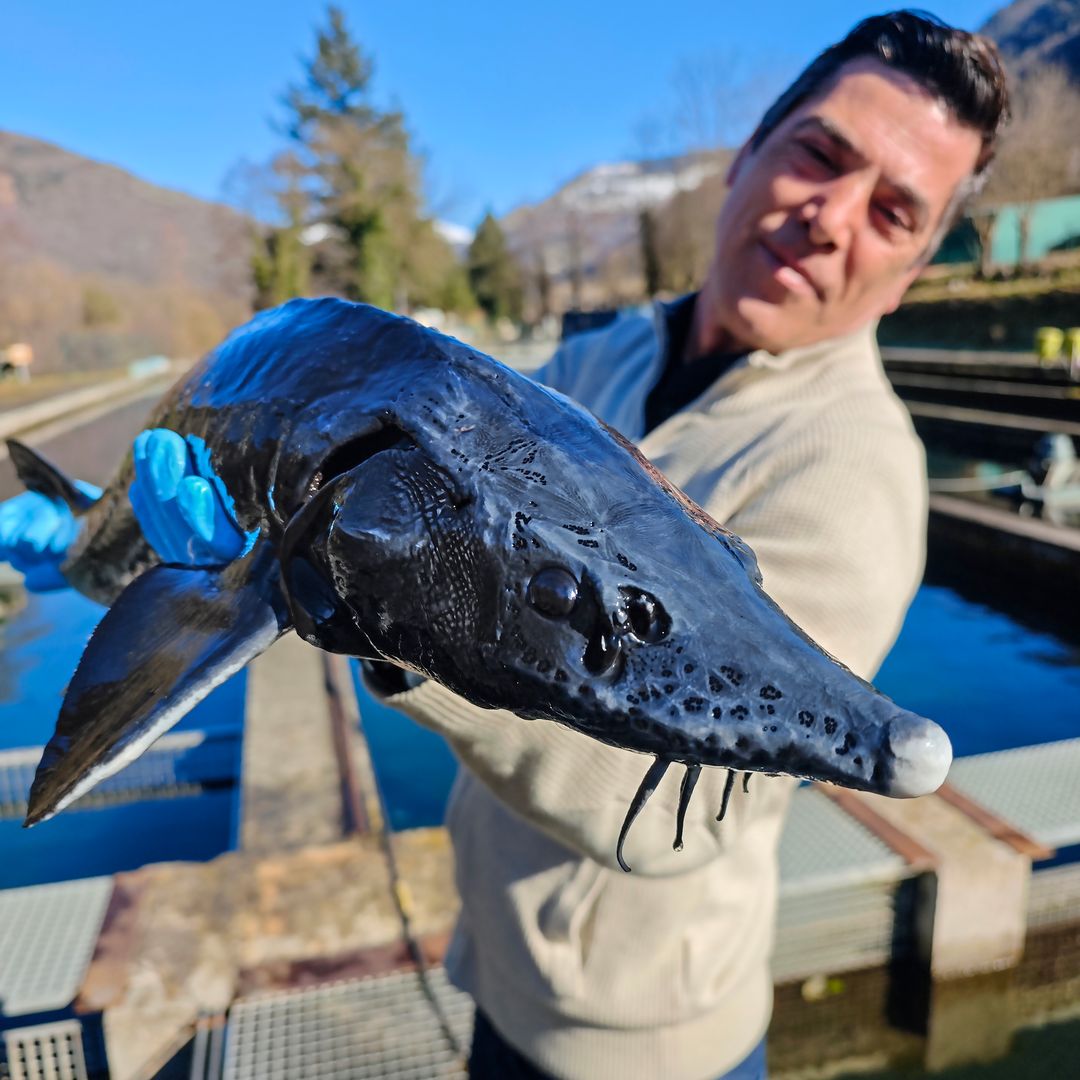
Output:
[5,439,99,513]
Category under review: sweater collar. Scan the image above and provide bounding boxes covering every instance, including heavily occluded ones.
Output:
[655,294,878,375]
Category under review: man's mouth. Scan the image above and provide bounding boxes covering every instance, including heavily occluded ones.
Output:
[758,239,821,301]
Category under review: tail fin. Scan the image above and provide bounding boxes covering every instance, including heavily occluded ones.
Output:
[5,439,99,512]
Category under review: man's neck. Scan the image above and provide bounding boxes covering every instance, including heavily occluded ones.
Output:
[685,281,747,364]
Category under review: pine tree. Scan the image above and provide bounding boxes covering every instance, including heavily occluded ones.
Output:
[639,209,662,299]
[251,152,311,309]
[282,5,378,140]
[274,4,468,312]
[467,213,523,323]
[533,251,552,320]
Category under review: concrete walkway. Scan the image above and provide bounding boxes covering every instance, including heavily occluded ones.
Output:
[0,370,174,442]
[240,637,347,854]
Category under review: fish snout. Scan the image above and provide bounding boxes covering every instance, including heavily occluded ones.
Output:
[883,714,953,797]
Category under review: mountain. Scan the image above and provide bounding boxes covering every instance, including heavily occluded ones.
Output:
[0,131,252,372]
[982,0,1080,80]
[0,130,250,298]
[502,151,730,277]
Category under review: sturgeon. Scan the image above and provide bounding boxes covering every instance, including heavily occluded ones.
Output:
[10,298,951,867]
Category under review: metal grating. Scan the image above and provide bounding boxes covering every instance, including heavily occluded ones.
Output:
[0,731,237,819]
[1,1020,88,1080]
[223,967,473,1080]
[773,878,908,982]
[0,877,112,1017]
[949,738,1080,849]
[772,786,917,982]
[1028,862,1080,928]
[778,785,907,892]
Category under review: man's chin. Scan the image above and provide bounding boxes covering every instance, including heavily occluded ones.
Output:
[729,297,818,356]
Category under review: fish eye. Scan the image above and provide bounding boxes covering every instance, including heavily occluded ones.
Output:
[527,567,579,618]
[620,588,671,643]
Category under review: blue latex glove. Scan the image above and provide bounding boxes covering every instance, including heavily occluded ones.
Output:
[129,428,254,566]
[0,481,103,591]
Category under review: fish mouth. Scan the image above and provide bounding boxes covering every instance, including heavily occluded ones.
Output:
[592,685,951,798]
[688,694,951,800]
[503,566,953,820]
[601,694,951,873]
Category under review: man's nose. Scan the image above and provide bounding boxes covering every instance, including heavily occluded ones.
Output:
[802,174,871,250]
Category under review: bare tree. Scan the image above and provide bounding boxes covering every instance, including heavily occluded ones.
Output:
[969,207,999,278]
[529,248,553,322]
[624,48,778,293]
[670,51,747,151]
[566,212,585,310]
[982,66,1080,269]
[653,169,729,293]
[220,156,283,223]
[664,50,787,153]
[639,209,662,298]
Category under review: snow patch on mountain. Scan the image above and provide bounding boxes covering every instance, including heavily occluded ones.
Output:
[557,158,725,214]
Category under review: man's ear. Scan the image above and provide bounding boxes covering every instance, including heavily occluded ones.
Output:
[726,136,757,187]
[882,264,923,315]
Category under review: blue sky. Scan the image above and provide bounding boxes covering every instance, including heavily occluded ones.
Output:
[3,1,1004,228]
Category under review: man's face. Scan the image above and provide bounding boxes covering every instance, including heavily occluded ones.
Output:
[706,59,983,354]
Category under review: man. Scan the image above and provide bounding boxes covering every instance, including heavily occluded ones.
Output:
[0,11,1008,1079]
[377,14,1007,1079]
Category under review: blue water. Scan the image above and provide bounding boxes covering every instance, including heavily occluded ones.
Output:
[0,589,245,888]
[0,791,236,889]
[876,584,1080,757]
[350,671,459,832]
[0,590,244,746]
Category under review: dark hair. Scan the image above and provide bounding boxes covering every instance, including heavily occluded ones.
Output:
[752,10,1010,187]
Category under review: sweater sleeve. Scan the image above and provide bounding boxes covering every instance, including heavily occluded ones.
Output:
[382,405,926,877]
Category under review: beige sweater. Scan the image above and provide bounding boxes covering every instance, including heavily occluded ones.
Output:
[389,306,928,1079]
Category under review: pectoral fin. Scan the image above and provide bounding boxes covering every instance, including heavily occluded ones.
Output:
[24,544,290,826]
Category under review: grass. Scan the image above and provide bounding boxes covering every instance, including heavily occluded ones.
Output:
[906,271,1080,305]
[907,253,1080,305]
[0,368,128,411]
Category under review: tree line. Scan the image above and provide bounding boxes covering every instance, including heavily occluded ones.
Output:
[5,13,1075,379]
[228,24,1080,327]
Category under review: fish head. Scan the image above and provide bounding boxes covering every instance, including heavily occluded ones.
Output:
[472,412,949,800]
[285,344,950,800]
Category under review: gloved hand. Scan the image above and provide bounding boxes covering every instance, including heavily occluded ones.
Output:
[131,428,425,695]
[0,481,102,591]
[130,428,254,566]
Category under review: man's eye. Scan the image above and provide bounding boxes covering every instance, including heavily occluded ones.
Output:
[797,141,834,169]
[874,203,913,232]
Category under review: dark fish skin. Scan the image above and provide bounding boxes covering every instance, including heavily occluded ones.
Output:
[18,298,952,846]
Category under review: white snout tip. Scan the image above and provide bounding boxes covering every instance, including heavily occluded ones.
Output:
[886,716,953,798]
